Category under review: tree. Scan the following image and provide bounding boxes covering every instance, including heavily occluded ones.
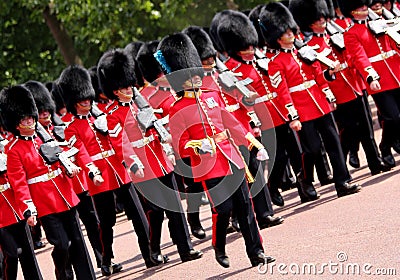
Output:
[0,0,271,89]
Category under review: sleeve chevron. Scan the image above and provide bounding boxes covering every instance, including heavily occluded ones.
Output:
[269,71,282,88]
[109,123,122,138]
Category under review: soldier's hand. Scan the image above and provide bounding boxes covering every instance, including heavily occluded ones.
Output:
[134,168,145,178]
[93,175,104,186]
[290,120,302,131]
[370,80,381,91]
[167,154,176,166]
[27,215,37,227]
[252,127,261,137]
[256,148,269,161]
[330,60,341,73]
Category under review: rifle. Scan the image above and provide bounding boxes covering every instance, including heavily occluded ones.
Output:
[294,39,337,69]
[91,103,108,135]
[132,87,171,143]
[368,8,400,44]
[254,48,270,73]
[326,21,345,50]
[215,57,254,99]
[36,123,79,176]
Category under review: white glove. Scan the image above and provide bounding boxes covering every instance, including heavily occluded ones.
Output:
[199,139,214,154]
[256,148,269,161]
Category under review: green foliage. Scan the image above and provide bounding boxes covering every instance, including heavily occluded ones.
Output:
[0,0,273,89]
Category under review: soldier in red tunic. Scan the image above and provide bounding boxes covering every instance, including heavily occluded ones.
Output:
[337,0,400,167]
[157,32,275,268]
[183,25,284,229]
[0,85,95,280]
[259,2,361,198]
[98,48,203,266]
[0,145,42,279]
[26,80,104,270]
[289,0,391,175]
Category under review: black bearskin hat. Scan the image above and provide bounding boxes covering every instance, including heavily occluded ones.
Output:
[0,85,38,135]
[124,41,145,88]
[88,66,103,101]
[248,4,267,48]
[136,40,163,84]
[182,26,217,61]
[209,10,235,53]
[217,10,258,60]
[289,0,331,33]
[24,81,56,115]
[259,2,299,50]
[156,32,204,93]
[97,48,137,100]
[337,0,371,18]
[56,65,95,115]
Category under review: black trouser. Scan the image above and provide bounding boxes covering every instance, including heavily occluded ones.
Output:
[204,166,263,258]
[91,190,117,266]
[40,208,95,280]
[335,94,382,170]
[261,123,303,190]
[0,220,42,280]
[176,158,205,228]
[30,220,42,243]
[114,182,151,261]
[136,173,193,256]
[298,113,351,186]
[241,145,274,221]
[76,191,102,268]
[372,88,400,149]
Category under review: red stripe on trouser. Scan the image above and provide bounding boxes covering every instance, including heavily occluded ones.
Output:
[201,181,218,247]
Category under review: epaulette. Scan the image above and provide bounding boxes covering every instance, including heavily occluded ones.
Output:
[7,138,19,151]
[171,97,183,107]
[345,23,354,32]
[108,105,119,115]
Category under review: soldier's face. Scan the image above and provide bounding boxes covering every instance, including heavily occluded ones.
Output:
[278,29,295,49]
[114,87,133,102]
[182,75,202,89]
[238,46,255,62]
[371,3,383,15]
[351,6,368,20]
[202,57,216,69]
[38,111,51,126]
[310,17,327,34]
[17,116,36,136]
[75,99,92,115]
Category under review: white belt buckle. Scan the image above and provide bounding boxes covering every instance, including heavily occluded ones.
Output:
[102,151,109,158]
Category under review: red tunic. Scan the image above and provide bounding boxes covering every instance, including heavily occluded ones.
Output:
[224,57,287,130]
[307,34,365,104]
[6,136,79,218]
[333,17,352,30]
[65,115,131,196]
[202,70,252,133]
[268,49,332,122]
[0,172,24,228]
[169,89,247,182]
[107,101,173,183]
[140,85,176,118]
[343,20,400,95]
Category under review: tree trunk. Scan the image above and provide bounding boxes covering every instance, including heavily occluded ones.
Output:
[42,5,82,65]
[226,0,238,10]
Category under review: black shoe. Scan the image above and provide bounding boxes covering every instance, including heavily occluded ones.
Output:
[214,248,230,268]
[150,250,165,265]
[298,179,320,202]
[180,249,203,262]
[269,187,284,206]
[230,218,241,233]
[111,262,123,274]
[380,144,396,167]
[33,241,46,250]
[144,257,159,269]
[336,183,362,197]
[319,174,334,186]
[249,252,275,267]
[191,226,206,239]
[101,265,112,276]
[258,215,284,230]
[348,151,360,168]
[370,160,392,175]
